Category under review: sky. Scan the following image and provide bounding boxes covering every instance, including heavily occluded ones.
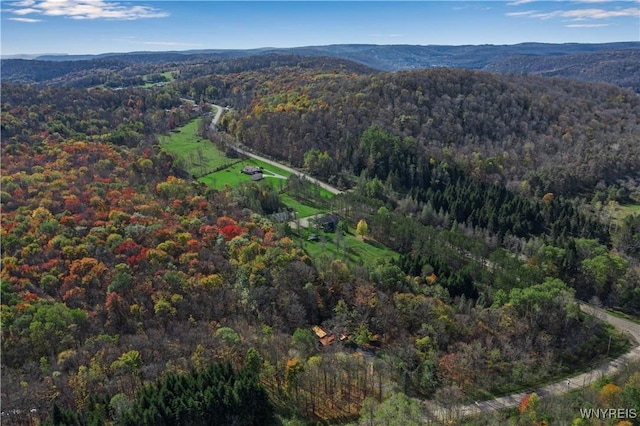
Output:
[1,0,639,56]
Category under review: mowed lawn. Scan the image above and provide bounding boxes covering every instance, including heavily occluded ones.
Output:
[159,120,232,175]
[279,194,324,218]
[296,225,397,266]
[160,117,335,219]
[199,159,289,190]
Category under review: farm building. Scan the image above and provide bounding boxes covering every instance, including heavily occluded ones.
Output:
[312,325,336,347]
[317,214,339,232]
[241,165,262,175]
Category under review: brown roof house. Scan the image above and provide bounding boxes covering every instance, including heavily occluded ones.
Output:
[312,325,335,347]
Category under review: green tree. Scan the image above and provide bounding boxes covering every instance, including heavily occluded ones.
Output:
[291,328,317,359]
[245,347,264,379]
[304,148,335,181]
[359,392,422,426]
[110,393,132,424]
[110,350,142,376]
[5,302,88,365]
[581,252,628,300]
[123,362,275,425]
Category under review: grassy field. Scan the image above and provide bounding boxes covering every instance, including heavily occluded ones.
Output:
[159,117,333,215]
[617,203,640,218]
[158,116,391,265]
[294,225,397,266]
[159,120,233,176]
[161,71,175,81]
[143,71,175,88]
[279,194,325,218]
[198,159,289,190]
[603,202,640,225]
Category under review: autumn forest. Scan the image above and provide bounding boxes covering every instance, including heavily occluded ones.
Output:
[1,51,640,425]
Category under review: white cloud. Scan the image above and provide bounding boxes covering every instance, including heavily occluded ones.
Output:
[7,0,168,20]
[11,0,36,6]
[13,7,41,15]
[507,6,639,20]
[9,16,42,22]
[571,0,614,3]
[566,23,610,27]
[506,10,540,17]
[536,7,639,20]
[507,0,537,6]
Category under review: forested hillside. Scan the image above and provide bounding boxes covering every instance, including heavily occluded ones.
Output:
[3,42,639,91]
[484,48,640,91]
[2,56,639,425]
[211,67,640,198]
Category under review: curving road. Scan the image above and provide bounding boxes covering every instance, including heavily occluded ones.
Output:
[426,302,640,422]
[209,104,343,195]
[210,104,223,128]
[206,104,640,422]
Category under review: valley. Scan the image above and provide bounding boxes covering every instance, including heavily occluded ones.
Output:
[2,46,640,425]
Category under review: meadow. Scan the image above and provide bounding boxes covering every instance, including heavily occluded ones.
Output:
[294,224,398,266]
[158,115,398,266]
[158,119,232,176]
[159,116,331,219]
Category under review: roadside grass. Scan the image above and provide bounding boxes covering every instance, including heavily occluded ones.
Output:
[294,225,397,267]
[316,185,336,199]
[605,308,640,325]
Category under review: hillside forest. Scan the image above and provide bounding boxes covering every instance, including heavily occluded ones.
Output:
[1,54,640,425]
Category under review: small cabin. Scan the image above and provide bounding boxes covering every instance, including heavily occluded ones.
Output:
[312,325,336,347]
[318,214,339,232]
[241,165,262,175]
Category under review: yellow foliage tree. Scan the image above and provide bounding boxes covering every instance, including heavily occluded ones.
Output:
[599,383,622,405]
[356,219,369,240]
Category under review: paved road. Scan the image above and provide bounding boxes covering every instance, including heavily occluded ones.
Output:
[229,144,343,195]
[426,302,640,422]
[209,104,343,195]
[205,102,640,423]
[211,104,223,128]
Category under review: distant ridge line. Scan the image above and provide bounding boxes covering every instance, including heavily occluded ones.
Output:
[3,41,638,63]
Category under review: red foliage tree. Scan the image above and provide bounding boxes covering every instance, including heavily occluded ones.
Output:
[219,224,244,241]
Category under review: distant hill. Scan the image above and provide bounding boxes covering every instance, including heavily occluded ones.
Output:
[273,43,640,91]
[2,42,639,91]
[483,49,640,89]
